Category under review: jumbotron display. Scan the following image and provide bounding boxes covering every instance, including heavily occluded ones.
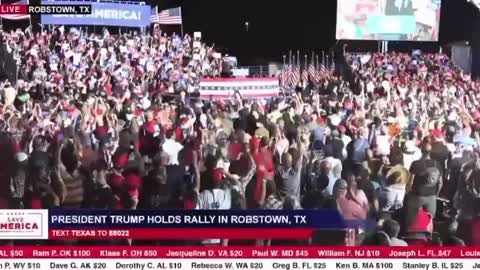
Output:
[336,0,442,41]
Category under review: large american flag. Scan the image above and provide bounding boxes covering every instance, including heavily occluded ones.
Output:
[0,0,30,20]
[151,7,182,25]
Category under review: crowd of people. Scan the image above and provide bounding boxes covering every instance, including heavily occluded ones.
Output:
[1,24,480,246]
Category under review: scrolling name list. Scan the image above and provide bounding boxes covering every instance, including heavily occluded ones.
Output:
[51,214,308,225]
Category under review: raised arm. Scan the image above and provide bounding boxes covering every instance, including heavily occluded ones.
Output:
[295,131,305,172]
[192,150,201,194]
[56,140,65,171]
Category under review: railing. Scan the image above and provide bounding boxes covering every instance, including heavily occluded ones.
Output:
[236,66,277,77]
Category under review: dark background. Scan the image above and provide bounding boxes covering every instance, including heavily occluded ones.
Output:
[156,0,477,65]
[3,0,480,65]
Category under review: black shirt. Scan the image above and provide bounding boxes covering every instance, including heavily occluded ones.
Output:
[431,141,450,173]
[410,158,442,197]
[139,171,171,209]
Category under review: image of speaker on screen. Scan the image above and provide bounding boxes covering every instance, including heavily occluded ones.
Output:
[384,0,415,15]
[336,0,442,41]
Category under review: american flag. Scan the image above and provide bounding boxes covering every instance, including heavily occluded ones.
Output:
[301,68,308,83]
[330,61,336,76]
[151,7,182,25]
[308,63,316,83]
[292,65,300,86]
[0,0,30,20]
[317,63,327,81]
[284,64,293,87]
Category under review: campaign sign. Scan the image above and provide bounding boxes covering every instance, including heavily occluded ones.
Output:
[0,210,48,239]
[41,1,151,27]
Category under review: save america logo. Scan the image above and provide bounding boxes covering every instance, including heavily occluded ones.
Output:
[0,210,48,239]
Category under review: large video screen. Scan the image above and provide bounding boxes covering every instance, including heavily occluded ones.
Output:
[336,0,442,41]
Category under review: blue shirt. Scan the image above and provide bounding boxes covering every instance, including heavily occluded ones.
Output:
[351,138,369,163]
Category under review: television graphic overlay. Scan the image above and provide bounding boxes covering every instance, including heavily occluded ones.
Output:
[0,210,48,239]
[336,0,442,41]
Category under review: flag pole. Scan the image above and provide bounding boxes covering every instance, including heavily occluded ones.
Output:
[326,55,329,71]
[283,55,286,68]
[179,7,184,37]
[296,51,300,68]
[289,50,292,66]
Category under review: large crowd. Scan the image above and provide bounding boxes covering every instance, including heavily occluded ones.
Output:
[1,25,480,246]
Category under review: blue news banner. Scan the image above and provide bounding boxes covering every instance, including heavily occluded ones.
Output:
[48,209,371,239]
[40,1,152,27]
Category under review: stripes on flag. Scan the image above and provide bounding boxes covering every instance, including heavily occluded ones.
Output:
[301,68,308,83]
[284,64,293,87]
[308,63,316,82]
[0,0,30,20]
[317,63,327,81]
[286,64,293,86]
[151,7,182,25]
[292,66,300,86]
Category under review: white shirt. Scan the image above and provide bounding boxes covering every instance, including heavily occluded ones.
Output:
[162,139,183,165]
[196,189,232,210]
[341,134,352,159]
[196,188,232,245]
[403,150,421,170]
[322,157,343,196]
[375,135,391,156]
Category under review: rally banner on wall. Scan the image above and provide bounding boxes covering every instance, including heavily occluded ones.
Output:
[40,1,151,27]
[199,77,280,98]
